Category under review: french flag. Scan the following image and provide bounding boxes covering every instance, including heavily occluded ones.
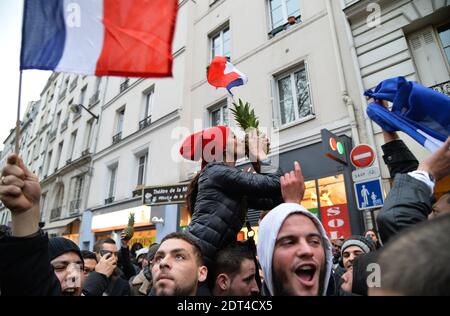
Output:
[365,77,450,152]
[20,0,178,78]
[207,56,248,95]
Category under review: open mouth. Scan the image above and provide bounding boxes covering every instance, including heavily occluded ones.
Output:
[295,264,317,284]
[62,288,77,296]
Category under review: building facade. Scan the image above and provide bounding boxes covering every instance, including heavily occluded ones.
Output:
[342,0,450,197]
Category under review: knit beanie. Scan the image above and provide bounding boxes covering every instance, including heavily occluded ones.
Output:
[352,251,380,295]
[48,237,83,263]
[179,126,230,169]
[341,235,375,256]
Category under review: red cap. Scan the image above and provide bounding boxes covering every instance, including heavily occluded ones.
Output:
[180,126,230,169]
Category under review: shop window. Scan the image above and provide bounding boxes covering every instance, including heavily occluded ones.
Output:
[179,205,192,229]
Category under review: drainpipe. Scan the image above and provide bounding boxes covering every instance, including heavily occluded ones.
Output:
[339,0,378,149]
[326,0,360,145]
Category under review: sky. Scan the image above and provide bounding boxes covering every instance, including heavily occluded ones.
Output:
[0,0,51,151]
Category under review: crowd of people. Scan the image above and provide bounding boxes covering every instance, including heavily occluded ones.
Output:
[0,99,449,296]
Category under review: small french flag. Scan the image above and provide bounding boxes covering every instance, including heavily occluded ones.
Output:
[20,0,178,78]
[207,56,248,95]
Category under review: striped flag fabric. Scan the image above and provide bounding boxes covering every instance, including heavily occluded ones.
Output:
[20,0,178,78]
[207,56,248,95]
[365,77,450,152]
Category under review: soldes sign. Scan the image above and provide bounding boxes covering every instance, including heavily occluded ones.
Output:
[320,204,351,240]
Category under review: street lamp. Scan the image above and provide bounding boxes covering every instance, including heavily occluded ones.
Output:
[69,104,99,121]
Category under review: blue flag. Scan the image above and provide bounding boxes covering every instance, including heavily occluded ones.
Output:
[364,77,450,152]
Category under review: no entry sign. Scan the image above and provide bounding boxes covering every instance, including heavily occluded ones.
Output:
[350,144,375,168]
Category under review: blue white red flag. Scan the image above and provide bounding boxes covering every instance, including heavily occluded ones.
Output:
[20,0,178,78]
[365,77,450,152]
[207,56,248,95]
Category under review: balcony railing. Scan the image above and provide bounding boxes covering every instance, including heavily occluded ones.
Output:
[69,79,78,92]
[50,207,62,222]
[66,158,72,165]
[112,132,122,144]
[139,115,152,131]
[120,79,129,93]
[89,90,100,107]
[268,15,302,38]
[430,80,450,98]
[61,118,69,132]
[105,197,115,205]
[69,199,81,215]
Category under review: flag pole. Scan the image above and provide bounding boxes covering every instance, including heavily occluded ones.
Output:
[15,71,23,154]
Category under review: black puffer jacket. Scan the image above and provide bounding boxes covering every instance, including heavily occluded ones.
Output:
[186,161,283,267]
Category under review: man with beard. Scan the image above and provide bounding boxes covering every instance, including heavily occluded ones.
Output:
[257,162,333,296]
[151,232,207,296]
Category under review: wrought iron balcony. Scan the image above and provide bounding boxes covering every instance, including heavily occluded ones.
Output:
[139,115,152,131]
[120,79,129,93]
[50,207,62,222]
[112,132,122,144]
[105,197,115,205]
[89,90,100,107]
[120,79,130,93]
[69,199,81,214]
[268,15,302,38]
[430,80,450,98]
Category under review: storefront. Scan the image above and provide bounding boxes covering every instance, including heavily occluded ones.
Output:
[43,217,81,244]
[91,205,156,247]
[236,136,364,242]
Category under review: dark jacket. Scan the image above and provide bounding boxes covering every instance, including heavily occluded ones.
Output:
[103,272,131,296]
[0,231,61,296]
[186,161,283,267]
[377,174,432,244]
[381,139,419,178]
[377,139,431,244]
[82,272,108,296]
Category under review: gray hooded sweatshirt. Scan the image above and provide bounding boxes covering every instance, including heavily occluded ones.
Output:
[257,203,333,296]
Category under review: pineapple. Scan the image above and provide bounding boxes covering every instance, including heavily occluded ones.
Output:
[231,99,269,157]
[123,212,135,240]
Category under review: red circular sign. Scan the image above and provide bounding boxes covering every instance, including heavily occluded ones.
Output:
[350,144,375,168]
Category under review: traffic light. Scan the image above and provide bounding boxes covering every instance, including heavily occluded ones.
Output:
[321,129,348,165]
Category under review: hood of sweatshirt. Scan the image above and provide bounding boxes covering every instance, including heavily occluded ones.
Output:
[257,203,333,296]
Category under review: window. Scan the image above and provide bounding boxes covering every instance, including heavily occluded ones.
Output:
[44,150,52,176]
[275,65,313,126]
[68,130,77,160]
[116,108,125,134]
[438,24,450,66]
[40,193,47,223]
[143,90,154,120]
[70,175,84,213]
[136,153,148,186]
[84,119,94,150]
[79,86,87,106]
[211,26,231,59]
[108,165,118,199]
[55,141,64,171]
[269,0,300,30]
[54,111,61,131]
[210,102,229,127]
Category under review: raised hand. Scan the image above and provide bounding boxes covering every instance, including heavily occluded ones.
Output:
[280,161,305,203]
